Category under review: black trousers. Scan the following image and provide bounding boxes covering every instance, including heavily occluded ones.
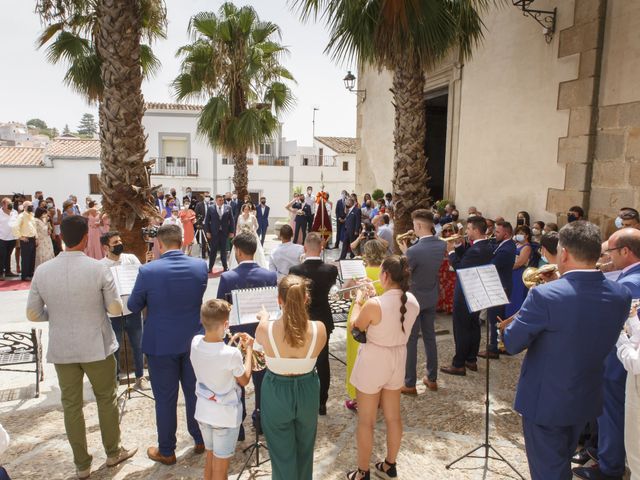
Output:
[293,218,307,244]
[339,234,355,260]
[20,237,36,280]
[208,233,228,271]
[0,239,15,275]
[316,333,331,407]
[334,221,344,248]
[452,301,481,368]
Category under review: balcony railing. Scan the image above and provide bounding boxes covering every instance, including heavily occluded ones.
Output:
[150,157,198,176]
[299,154,338,167]
[222,155,289,166]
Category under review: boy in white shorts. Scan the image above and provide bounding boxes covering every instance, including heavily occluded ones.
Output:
[191,299,253,479]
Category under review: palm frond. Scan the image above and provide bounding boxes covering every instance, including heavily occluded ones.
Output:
[140,44,161,78]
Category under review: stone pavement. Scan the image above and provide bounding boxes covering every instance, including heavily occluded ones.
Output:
[0,235,532,479]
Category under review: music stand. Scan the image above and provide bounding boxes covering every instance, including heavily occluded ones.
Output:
[236,409,270,479]
[116,313,154,422]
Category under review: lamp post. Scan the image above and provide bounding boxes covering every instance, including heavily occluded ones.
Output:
[312,107,319,140]
[512,0,557,43]
[343,71,366,103]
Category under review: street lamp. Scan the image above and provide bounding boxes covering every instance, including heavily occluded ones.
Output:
[343,71,366,103]
[512,0,557,44]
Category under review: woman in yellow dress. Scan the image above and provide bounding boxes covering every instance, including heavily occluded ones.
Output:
[345,239,386,411]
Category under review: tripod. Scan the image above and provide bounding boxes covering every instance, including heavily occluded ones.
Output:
[236,409,270,479]
[446,307,524,479]
[116,313,154,422]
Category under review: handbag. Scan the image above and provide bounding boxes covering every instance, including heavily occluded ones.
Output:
[351,327,367,344]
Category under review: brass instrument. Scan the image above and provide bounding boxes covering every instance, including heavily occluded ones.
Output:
[225,331,266,372]
[522,264,559,289]
[396,230,417,245]
[330,280,381,301]
[440,234,464,242]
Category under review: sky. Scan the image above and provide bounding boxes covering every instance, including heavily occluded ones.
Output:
[0,0,357,145]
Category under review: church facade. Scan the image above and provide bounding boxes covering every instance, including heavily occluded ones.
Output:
[355,0,640,231]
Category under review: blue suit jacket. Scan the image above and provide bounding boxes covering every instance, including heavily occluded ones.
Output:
[504,270,632,426]
[256,205,270,231]
[335,198,346,221]
[604,264,640,382]
[491,239,517,297]
[216,262,278,302]
[128,250,208,356]
[449,239,494,309]
[204,204,234,238]
[343,208,359,242]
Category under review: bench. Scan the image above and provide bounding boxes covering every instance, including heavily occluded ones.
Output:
[0,329,44,398]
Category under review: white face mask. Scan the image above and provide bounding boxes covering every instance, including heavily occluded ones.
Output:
[541,254,548,263]
[615,216,624,229]
[514,234,525,243]
[531,228,541,236]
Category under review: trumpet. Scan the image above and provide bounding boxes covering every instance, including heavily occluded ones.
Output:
[225,331,266,372]
[440,234,465,242]
[522,264,559,289]
[330,280,381,301]
[396,230,417,245]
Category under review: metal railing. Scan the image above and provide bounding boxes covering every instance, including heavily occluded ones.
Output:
[222,155,289,167]
[299,154,338,167]
[150,157,198,176]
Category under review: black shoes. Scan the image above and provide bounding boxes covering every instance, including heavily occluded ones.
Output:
[319,405,327,416]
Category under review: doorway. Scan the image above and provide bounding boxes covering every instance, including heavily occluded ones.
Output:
[424,91,448,202]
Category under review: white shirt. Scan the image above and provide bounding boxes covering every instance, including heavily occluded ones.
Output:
[191,335,244,428]
[304,193,315,213]
[377,224,394,254]
[100,254,141,316]
[269,241,304,279]
[0,208,17,241]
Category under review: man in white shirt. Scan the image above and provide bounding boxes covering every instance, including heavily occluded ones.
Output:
[304,186,315,232]
[99,231,150,391]
[269,224,304,280]
[376,214,394,256]
[0,197,18,280]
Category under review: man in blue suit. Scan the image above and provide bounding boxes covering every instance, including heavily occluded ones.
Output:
[338,198,359,260]
[333,190,347,249]
[256,196,270,246]
[128,225,209,465]
[205,194,235,272]
[573,228,640,480]
[441,216,494,375]
[216,232,277,438]
[503,221,632,480]
[479,220,517,359]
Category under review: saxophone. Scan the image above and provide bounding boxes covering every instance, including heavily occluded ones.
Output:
[225,331,266,372]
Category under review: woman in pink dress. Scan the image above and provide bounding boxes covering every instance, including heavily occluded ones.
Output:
[179,197,196,254]
[83,201,104,259]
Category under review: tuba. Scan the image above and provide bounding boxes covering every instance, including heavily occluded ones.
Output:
[225,331,266,372]
[522,264,559,289]
[396,230,418,246]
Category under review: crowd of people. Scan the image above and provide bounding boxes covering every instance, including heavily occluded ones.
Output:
[2,183,640,480]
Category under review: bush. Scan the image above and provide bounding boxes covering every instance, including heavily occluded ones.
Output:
[435,199,450,214]
[372,189,385,201]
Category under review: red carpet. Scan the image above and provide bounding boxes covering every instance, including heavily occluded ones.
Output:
[0,279,31,292]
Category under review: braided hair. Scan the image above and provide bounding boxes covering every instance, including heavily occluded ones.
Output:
[381,255,412,332]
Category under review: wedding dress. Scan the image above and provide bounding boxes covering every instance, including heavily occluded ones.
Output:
[229,213,268,269]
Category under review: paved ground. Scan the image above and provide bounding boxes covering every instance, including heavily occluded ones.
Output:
[0,235,534,479]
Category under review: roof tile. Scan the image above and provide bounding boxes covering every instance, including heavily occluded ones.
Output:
[145,102,203,111]
[314,136,357,154]
[47,138,100,158]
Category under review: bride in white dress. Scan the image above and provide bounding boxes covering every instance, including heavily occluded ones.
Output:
[229,203,268,269]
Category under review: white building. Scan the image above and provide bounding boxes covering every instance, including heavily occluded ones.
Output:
[0,122,50,148]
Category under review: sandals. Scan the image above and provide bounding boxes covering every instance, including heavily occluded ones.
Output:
[374,459,398,478]
[346,468,370,480]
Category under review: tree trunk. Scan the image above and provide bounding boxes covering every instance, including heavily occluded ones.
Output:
[95,0,158,262]
[391,51,430,253]
[232,151,249,201]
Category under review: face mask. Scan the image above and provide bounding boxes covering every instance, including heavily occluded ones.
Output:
[515,234,525,243]
[615,216,624,229]
[5,204,12,211]
[37,196,43,201]
[205,196,211,202]
[531,228,541,236]
[158,194,164,199]
[26,206,33,213]
[110,244,124,256]
[567,213,577,223]
[541,254,548,263]
[186,190,191,195]
[261,200,266,204]
[47,202,53,208]
[232,195,237,200]
[517,218,524,226]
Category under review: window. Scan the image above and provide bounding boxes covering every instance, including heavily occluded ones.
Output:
[302,157,309,166]
[259,143,272,155]
[342,161,349,171]
[319,147,324,166]
[89,174,100,194]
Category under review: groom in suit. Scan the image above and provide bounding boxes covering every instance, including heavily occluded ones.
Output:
[504,221,632,480]
[205,194,234,272]
[289,233,339,414]
[441,216,494,376]
[256,197,270,246]
[216,232,277,437]
[338,198,358,260]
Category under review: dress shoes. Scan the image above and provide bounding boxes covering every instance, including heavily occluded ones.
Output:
[572,465,622,480]
[422,377,438,391]
[76,467,91,479]
[5,272,18,278]
[477,350,499,360]
[106,446,137,467]
[319,405,327,416]
[440,365,466,376]
[572,447,597,465]
[465,362,478,372]
[147,446,176,465]
[400,386,418,396]
[193,444,205,454]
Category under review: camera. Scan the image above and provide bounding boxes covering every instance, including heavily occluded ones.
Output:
[141,225,159,239]
[363,223,375,240]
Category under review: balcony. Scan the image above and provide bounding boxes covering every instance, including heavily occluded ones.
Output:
[299,154,338,167]
[150,157,198,176]
[222,155,289,166]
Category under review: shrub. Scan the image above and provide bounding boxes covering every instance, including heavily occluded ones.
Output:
[372,188,384,201]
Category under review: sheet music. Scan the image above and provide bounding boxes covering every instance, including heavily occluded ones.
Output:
[230,287,279,325]
[339,259,367,280]
[456,265,509,313]
[110,264,140,297]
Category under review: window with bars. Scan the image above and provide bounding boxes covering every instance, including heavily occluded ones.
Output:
[89,174,100,194]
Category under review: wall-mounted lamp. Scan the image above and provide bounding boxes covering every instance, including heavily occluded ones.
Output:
[343,71,366,103]
[512,0,557,44]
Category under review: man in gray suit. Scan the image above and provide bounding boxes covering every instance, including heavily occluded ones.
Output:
[399,209,446,393]
[27,216,136,479]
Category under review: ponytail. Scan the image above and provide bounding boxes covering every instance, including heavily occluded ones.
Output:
[279,275,310,348]
[381,255,412,332]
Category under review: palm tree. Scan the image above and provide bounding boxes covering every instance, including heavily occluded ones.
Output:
[36,0,167,259]
[294,0,491,247]
[173,2,295,200]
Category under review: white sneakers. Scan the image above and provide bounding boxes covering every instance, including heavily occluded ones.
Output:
[76,446,138,478]
[134,377,151,391]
